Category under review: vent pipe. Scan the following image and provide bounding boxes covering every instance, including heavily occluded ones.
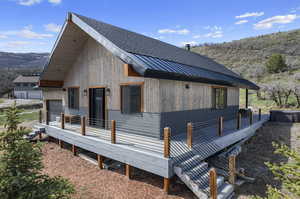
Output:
[185,44,191,51]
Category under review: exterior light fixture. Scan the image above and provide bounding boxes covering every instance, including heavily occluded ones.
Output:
[106,88,111,96]
[83,89,88,96]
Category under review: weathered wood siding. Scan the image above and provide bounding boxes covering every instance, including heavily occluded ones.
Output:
[159,79,239,112]
[63,37,160,113]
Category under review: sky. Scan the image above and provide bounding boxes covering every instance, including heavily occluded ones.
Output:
[0,0,300,53]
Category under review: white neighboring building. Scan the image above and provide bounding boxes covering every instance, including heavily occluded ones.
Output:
[13,75,42,100]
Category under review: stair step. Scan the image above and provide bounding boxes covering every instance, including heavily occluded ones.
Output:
[199,176,225,193]
[180,156,204,171]
[185,163,209,179]
[217,183,234,199]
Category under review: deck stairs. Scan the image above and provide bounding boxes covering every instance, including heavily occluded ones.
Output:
[174,154,234,199]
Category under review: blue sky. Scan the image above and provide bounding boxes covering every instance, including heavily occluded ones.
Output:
[0,0,300,52]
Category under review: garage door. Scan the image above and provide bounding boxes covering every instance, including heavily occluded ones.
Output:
[47,100,63,122]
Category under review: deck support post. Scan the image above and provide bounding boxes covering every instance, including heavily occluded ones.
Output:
[111,120,116,144]
[218,117,223,136]
[72,145,77,156]
[229,155,236,184]
[209,168,217,199]
[187,122,193,148]
[61,113,65,129]
[249,110,253,125]
[97,155,104,169]
[259,108,261,121]
[237,112,241,130]
[81,116,86,136]
[125,164,132,179]
[39,109,42,123]
[163,177,170,193]
[163,127,171,158]
[38,132,42,140]
[58,139,63,148]
[245,89,249,109]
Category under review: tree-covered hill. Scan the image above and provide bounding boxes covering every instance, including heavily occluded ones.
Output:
[192,29,300,82]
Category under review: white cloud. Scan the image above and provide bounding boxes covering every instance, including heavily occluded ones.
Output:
[235,20,248,25]
[254,14,298,29]
[18,0,42,6]
[236,12,264,19]
[180,41,198,46]
[193,35,201,39]
[0,34,7,39]
[158,28,190,35]
[5,41,31,47]
[0,25,53,39]
[48,0,61,5]
[204,31,223,38]
[44,23,62,33]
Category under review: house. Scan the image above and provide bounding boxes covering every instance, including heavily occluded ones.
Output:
[13,75,42,100]
[37,12,267,199]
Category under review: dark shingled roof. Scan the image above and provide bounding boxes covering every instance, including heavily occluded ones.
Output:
[13,75,39,83]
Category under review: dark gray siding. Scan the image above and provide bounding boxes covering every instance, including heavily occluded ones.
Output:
[108,110,161,138]
[160,105,239,138]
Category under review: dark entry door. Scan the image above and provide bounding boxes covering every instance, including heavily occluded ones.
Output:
[47,100,63,122]
[89,88,105,127]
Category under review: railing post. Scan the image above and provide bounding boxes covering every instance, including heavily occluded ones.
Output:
[187,122,193,149]
[111,120,116,144]
[218,116,223,136]
[81,116,86,136]
[46,111,49,125]
[249,110,253,125]
[163,127,171,158]
[229,155,236,184]
[209,168,217,199]
[259,108,261,121]
[61,113,65,129]
[39,109,42,123]
[237,112,241,130]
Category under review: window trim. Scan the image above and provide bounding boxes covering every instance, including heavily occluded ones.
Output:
[67,86,80,110]
[212,86,228,110]
[120,82,144,114]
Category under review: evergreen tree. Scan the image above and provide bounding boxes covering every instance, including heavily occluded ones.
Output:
[265,54,288,73]
[0,103,75,199]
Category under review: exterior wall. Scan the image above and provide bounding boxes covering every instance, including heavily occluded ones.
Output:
[158,79,240,136]
[41,88,64,122]
[13,90,42,99]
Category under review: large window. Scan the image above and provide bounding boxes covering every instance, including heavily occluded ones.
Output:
[68,87,79,109]
[212,87,227,109]
[121,84,142,114]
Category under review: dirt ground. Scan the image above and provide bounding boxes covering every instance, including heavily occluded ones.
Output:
[235,122,300,199]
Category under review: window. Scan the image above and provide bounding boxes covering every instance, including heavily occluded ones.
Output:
[31,83,36,87]
[121,85,142,114]
[212,87,227,109]
[68,88,79,109]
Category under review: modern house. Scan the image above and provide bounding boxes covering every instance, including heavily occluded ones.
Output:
[13,75,42,99]
[37,12,268,199]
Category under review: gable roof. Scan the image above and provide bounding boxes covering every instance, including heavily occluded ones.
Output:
[41,12,258,90]
[13,75,39,83]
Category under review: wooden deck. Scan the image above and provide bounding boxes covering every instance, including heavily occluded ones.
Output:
[38,114,269,178]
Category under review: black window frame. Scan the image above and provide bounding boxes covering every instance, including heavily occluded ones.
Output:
[120,84,142,114]
[68,87,79,110]
[212,87,227,109]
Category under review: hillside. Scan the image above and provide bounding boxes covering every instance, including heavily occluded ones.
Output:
[0,52,49,69]
[192,29,300,82]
